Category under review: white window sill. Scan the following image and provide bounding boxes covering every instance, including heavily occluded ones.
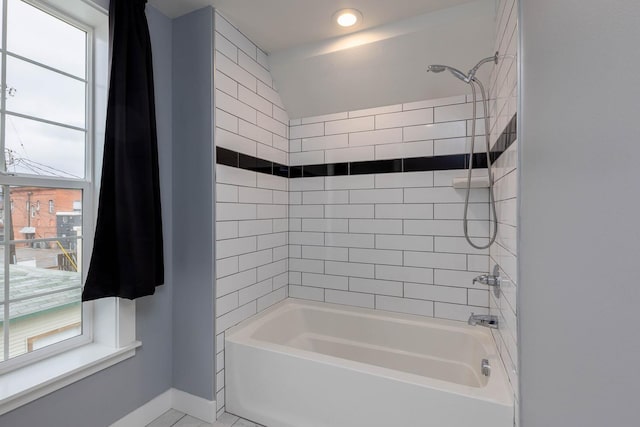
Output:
[0,340,141,416]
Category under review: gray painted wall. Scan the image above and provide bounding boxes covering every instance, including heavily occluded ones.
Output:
[171,7,216,400]
[0,5,175,427]
[519,1,640,426]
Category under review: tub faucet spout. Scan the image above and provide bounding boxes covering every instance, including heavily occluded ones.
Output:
[468,313,499,329]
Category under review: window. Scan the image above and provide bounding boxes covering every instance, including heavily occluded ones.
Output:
[0,0,92,370]
[0,1,138,415]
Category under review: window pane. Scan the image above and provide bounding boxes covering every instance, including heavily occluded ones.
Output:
[6,186,83,297]
[8,240,82,299]
[7,0,86,78]
[8,292,81,359]
[6,56,86,128]
[5,185,83,360]
[5,116,85,178]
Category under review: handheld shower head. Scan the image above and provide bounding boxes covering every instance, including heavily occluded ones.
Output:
[427,65,447,73]
[427,64,469,83]
[428,52,499,84]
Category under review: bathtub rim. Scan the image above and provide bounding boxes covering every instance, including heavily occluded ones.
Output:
[225,298,514,408]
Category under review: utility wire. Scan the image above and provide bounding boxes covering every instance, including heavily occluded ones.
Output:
[6,115,30,158]
[21,157,81,178]
[3,86,81,179]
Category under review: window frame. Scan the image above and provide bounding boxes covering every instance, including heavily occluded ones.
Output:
[0,0,139,414]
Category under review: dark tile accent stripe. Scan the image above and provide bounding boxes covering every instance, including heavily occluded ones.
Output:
[214,113,516,178]
[351,159,402,175]
[303,163,348,177]
[216,146,290,178]
[216,146,238,168]
[239,153,272,175]
[289,165,302,178]
[493,113,518,155]
[470,153,489,169]
[404,155,467,173]
[273,163,289,178]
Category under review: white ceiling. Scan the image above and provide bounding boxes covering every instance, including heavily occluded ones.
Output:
[269,0,494,118]
[148,0,479,52]
[148,0,495,119]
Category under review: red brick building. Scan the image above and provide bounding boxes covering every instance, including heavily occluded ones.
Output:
[7,187,82,243]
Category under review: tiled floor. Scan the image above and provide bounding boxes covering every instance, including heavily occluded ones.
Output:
[146,410,264,427]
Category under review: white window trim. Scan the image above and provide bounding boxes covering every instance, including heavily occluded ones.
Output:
[0,301,140,416]
[0,0,141,416]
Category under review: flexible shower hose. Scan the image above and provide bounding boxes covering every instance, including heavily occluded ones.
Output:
[464,78,498,249]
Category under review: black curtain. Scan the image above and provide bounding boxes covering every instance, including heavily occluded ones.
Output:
[82,0,164,301]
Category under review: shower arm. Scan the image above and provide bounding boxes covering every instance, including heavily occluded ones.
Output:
[465,52,499,83]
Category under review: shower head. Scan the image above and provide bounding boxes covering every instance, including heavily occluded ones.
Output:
[426,65,447,73]
[427,53,499,84]
[427,64,469,83]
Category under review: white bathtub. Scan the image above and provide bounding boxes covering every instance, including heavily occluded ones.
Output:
[226,299,513,427]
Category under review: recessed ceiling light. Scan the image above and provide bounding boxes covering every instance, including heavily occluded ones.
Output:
[334,9,363,28]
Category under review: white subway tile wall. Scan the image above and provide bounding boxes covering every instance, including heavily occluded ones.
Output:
[214,11,289,416]
[289,96,484,164]
[213,6,518,423]
[489,0,519,425]
[287,95,493,325]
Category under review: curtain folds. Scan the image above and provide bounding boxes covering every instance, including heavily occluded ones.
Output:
[82,0,164,301]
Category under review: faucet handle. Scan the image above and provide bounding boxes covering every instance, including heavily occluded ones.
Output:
[472,265,502,298]
[473,275,488,285]
[473,274,500,287]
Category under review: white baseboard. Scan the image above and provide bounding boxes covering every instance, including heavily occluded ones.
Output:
[172,388,217,423]
[110,389,173,427]
[110,388,216,426]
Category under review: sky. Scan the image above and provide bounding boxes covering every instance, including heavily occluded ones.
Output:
[3,0,87,179]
